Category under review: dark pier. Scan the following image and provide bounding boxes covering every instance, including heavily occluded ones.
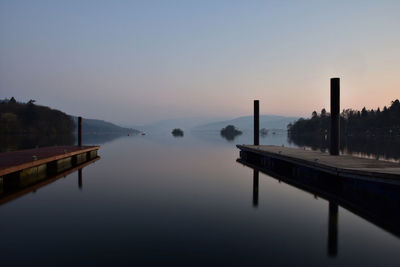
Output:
[238,145,400,184]
[0,145,100,179]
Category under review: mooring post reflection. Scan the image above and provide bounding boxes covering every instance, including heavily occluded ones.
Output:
[78,169,83,190]
[328,201,339,257]
[253,170,259,207]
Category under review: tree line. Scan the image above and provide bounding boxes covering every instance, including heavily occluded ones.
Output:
[287,99,400,160]
[288,99,400,138]
[0,97,75,135]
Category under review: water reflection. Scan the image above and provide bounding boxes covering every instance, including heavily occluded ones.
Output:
[288,134,400,162]
[0,133,134,152]
[0,157,99,206]
[238,157,400,258]
[328,201,338,257]
[78,169,83,190]
[252,170,259,207]
[0,133,75,152]
[78,133,136,146]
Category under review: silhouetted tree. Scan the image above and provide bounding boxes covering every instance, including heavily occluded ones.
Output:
[288,99,400,139]
[321,108,327,117]
[312,111,318,119]
[172,128,184,137]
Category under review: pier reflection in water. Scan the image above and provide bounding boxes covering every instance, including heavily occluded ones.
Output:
[0,157,99,206]
[240,158,400,258]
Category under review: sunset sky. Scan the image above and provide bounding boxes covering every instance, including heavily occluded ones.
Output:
[1,0,399,125]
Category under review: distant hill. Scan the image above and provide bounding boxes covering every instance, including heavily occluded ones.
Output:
[73,117,139,134]
[193,115,298,132]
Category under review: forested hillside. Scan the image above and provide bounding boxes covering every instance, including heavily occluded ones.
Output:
[288,99,400,138]
[0,97,75,135]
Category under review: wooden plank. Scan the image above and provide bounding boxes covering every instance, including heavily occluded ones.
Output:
[0,146,100,176]
[237,145,400,181]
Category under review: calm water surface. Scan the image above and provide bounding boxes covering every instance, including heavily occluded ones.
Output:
[0,132,399,266]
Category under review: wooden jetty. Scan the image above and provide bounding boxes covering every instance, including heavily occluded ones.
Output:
[0,145,100,178]
[237,145,400,185]
[0,156,99,206]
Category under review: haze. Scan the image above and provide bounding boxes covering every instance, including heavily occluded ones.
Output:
[1,0,399,125]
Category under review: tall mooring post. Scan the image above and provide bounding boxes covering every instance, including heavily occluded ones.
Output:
[78,116,82,147]
[254,100,259,146]
[330,78,340,155]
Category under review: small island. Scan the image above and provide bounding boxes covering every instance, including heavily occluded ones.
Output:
[172,128,184,137]
[260,128,269,136]
[220,125,242,141]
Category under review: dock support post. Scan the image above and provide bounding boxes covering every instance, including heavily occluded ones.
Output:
[78,116,82,147]
[254,100,259,146]
[330,78,340,155]
[253,170,259,207]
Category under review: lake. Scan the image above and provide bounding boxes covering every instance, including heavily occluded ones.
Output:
[0,131,399,266]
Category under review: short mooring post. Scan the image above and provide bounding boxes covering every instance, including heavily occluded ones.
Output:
[330,78,340,155]
[78,116,82,147]
[254,100,259,146]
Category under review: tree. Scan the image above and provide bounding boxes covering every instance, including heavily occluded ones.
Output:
[321,108,327,117]
[361,107,368,117]
[172,128,184,137]
[312,111,318,119]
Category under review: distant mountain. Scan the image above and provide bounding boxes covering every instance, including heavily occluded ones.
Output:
[73,117,139,134]
[192,115,298,132]
[133,116,229,134]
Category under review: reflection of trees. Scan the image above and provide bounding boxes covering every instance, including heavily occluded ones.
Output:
[0,134,75,152]
[288,134,400,161]
[220,125,242,141]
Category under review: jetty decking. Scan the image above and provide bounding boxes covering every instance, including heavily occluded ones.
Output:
[0,145,100,177]
[237,145,400,184]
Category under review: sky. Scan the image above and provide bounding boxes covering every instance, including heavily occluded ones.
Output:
[1,0,399,125]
